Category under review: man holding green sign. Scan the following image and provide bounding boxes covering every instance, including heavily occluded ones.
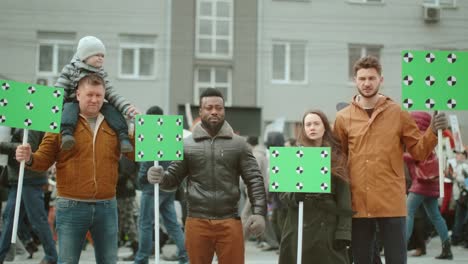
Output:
[0,78,63,263]
[147,88,266,264]
[334,56,448,264]
[16,74,133,264]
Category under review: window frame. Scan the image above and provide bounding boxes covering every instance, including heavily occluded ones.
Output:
[36,39,75,77]
[347,0,384,4]
[195,0,234,59]
[118,42,157,80]
[423,0,457,8]
[348,43,383,81]
[271,40,308,85]
[194,67,232,107]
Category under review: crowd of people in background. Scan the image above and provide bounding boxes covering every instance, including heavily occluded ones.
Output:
[0,35,467,264]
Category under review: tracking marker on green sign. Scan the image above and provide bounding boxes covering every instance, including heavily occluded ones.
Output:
[134,115,184,162]
[0,79,64,132]
[269,147,331,193]
[401,50,468,111]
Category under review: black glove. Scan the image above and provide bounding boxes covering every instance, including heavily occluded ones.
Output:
[332,239,350,251]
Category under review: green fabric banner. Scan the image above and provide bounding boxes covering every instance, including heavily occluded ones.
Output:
[0,79,64,133]
[401,50,468,110]
[135,114,184,162]
[268,147,331,193]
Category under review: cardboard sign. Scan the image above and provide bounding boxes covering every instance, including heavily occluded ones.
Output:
[0,80,63,133]
[134,115,184,161]
[269,147,331,193]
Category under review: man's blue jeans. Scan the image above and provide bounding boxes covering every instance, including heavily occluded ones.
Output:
[135,190,188,264]
[0,184,58,262]
[55,197,118,264]
[352,217,407,264]
[406,192,449,243]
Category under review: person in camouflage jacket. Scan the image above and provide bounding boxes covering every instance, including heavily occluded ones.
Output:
[55,36,138,153]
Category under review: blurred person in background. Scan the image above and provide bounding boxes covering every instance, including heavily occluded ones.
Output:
[242,136,279,251]
[116,155,139,261]
[265,131,287,248]
[450,149,468,247]
[404,112,452,260]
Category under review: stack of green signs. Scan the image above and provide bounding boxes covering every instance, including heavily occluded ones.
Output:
[134,115,184,162]
[0,79,64,133]
[268,147,331,193]
[401,51,468,110]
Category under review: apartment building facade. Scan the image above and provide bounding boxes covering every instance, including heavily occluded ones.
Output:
[258,0,468,141]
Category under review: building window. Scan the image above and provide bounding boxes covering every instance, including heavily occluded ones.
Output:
[196,0,233,58]
[347,0,384,4]
[118,34,157,79]
[194,67,232,106]
[37,32,75,78]
[348,44,382,79]
[272,41,306,83]
[273,0,311,2]
[423,0,457,8]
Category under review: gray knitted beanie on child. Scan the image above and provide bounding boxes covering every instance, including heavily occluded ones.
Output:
[76,36,106,62]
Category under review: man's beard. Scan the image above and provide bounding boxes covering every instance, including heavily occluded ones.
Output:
[358,86,379,98]
[201,119,224,135]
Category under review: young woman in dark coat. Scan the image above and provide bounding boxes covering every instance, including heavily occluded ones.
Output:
[278,110,352,264]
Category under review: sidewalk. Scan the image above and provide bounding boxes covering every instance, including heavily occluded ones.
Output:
[9,237,468,263]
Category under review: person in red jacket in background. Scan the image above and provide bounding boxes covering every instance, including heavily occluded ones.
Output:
[440,129,456,218]
[404,112,452,260]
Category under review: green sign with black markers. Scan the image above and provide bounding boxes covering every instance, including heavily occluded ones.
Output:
[401,50,468,110]
[134,115,184,162]
[269,147,331,193]
[0,79,63,133]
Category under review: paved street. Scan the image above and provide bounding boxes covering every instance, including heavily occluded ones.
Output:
[9,237,468,263]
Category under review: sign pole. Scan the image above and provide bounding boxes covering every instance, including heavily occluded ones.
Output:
[11,129,28,243]
[438,129,444,198]
[296,201,303,264]
[154,161,160,264]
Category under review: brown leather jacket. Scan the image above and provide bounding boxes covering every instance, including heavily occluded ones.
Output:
[30,114,133,200]
[161,121,267,219]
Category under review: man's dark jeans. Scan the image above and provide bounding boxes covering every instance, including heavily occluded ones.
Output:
[352,217,407,264]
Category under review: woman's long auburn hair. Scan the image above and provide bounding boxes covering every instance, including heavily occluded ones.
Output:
[297,110,349,182]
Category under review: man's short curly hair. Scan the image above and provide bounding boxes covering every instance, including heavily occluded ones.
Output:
[353,55,382,76]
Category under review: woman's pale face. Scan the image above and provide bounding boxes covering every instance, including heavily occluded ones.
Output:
[303,113,325,144]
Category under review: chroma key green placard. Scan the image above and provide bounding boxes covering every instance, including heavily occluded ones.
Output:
[401,50,468,110]
[134,115,184,162]
[269,147,331,193]
[0,79,64,133]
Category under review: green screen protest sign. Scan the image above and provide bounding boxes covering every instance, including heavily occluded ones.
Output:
[135,115,184,162]
[0,80,64,133]
[269,147,331,193]
[401,50,468,110]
